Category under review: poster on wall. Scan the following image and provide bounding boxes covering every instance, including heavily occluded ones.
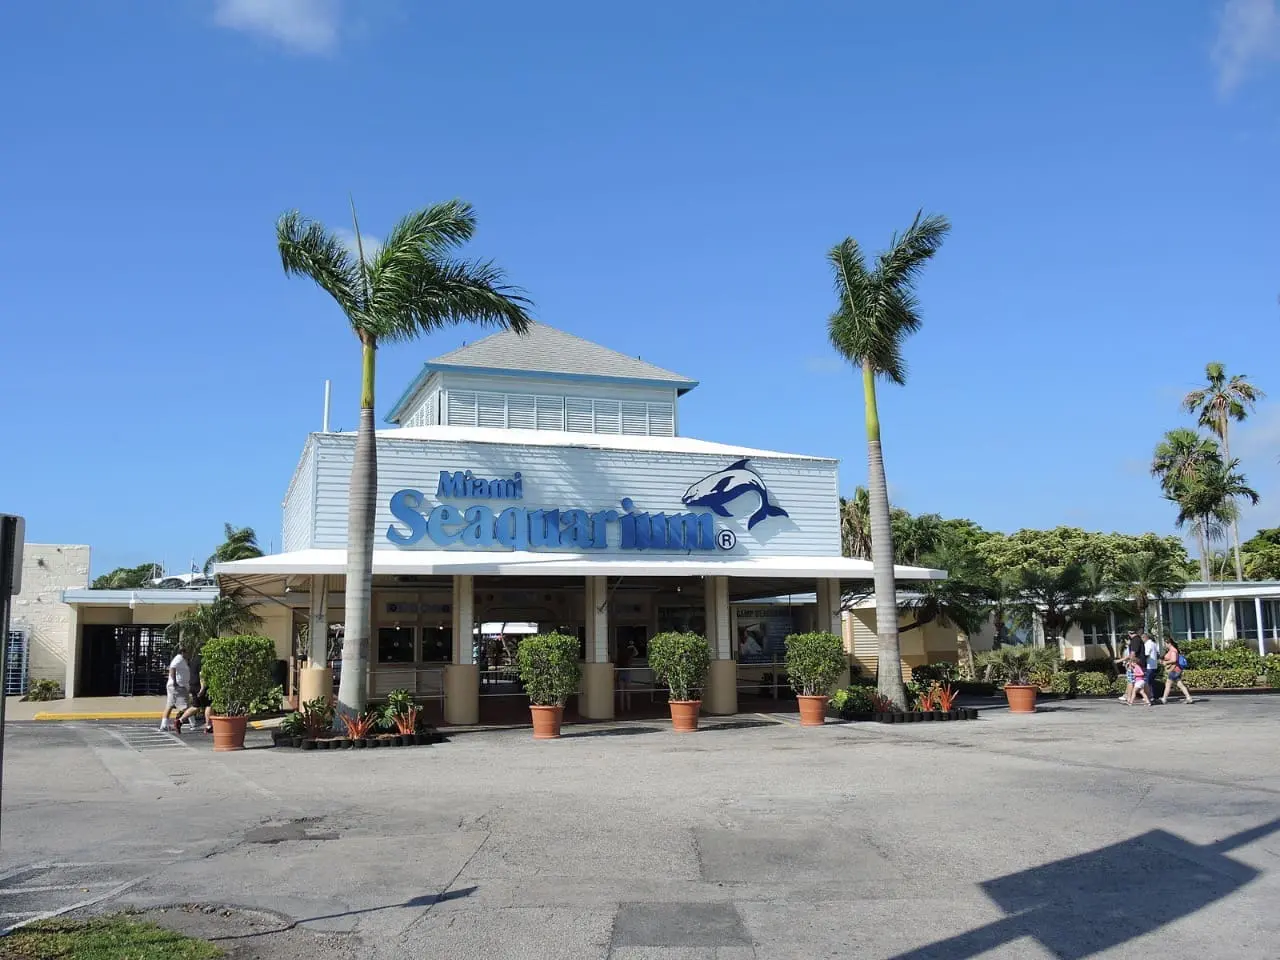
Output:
[734,607,798,663]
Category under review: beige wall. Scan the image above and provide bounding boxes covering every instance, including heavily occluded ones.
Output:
[844,608,964,682]
[10,544,90,690]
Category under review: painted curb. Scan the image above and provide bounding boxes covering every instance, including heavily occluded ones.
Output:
[33,711,163,721]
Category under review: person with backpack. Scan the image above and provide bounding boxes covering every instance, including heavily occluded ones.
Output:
[1160,638,1194,704]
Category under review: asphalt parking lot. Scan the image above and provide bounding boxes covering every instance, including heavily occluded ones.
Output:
[2,695,1278,959]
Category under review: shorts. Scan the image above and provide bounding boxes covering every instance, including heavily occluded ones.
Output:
[1168,667,1183,681]
[166,686,190,710]
[1133,678,1146,689]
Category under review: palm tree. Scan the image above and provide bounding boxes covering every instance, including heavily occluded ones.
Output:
[827,211,950,708]
[1173,458,1260,580]
[277,200,531,718]
[204,523,264,574]
[892,511,945,566]
[839,487,872,559]
[899,536,992,637]
[1182,363,1265,580]
[1010,563,1091,652]
[164,592,264,659]
[1151,428,1222,581]
[1112,551,1187,632]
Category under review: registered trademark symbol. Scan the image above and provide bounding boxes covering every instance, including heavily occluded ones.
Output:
[716,528,737,550]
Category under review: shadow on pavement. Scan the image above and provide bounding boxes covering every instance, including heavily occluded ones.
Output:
[561,726,662,738]
[885,819,1279,959]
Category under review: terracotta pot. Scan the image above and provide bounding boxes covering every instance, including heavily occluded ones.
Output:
[796,695,829,726]
[1005,684,1039,714]
[669,700,701,733]
[530,705,564,739]
[209,714,248,752]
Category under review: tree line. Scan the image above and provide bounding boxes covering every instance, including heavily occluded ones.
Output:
[90,524,264,588]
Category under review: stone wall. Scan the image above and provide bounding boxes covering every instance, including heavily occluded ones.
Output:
[10,544,90,692]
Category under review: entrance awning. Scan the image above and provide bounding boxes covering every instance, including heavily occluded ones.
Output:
[214,548,945,587]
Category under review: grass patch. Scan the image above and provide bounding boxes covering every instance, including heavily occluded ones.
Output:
[0,916,221,960]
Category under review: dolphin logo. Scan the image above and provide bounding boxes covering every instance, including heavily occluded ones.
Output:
[682,458,789,530]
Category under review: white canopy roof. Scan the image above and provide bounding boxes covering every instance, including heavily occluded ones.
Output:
[214,548,944,582]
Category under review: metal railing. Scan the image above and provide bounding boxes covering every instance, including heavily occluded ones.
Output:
[735,656,791,701]
[479,666,525,698]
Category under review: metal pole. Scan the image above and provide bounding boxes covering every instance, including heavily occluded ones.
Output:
[322,380,332,433]
[0,515,22,854]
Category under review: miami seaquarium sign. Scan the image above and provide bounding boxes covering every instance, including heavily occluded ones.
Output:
[386,459,788,553]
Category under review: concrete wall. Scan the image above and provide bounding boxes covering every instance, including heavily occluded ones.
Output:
[10,545,90,691]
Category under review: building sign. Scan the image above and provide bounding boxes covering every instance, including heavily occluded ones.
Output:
[388,470,729,552]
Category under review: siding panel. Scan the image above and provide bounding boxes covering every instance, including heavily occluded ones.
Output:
[282,438,316,552]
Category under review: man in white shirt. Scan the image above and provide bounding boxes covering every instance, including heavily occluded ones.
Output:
[160,650,191,732]
[1143,634,1161,687]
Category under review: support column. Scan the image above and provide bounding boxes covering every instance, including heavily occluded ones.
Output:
[445,575,479,725]
[816,578,850,689]
[704,576,736,715]
[580,576,614,720]
[63,605,80,700]
[299,575,332,704]
[1256,596,1266,656]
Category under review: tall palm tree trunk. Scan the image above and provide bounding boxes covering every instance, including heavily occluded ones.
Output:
[337,337,377,719]
[862,362,905,708]
[1222,427,1245,581]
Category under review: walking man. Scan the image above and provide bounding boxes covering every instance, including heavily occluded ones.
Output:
[160,648,192,733]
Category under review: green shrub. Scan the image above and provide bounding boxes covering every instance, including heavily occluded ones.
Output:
[1047,672,1076,695]
[1179,638,1213,653]
[975,646,1060,686]
[1061,657,1116,675]
[23,678,62,702]
[1185,645,1263,672]
[1077,672,1113,696]
[248,685,284,717]
[910,662,957,685]
[280,711,304,736]
[514,632,581,706]
[1181,668,1260,689]
[831,685,878,717]
[201,634,277,716]
[647,631,711,702]
[784,631,846,696]
[1266,654,1280,689]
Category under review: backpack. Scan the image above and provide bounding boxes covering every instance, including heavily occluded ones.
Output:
[1177,654,1187,669]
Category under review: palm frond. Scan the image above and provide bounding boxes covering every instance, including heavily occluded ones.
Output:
[375,257,532,343]
[276,211,362,321]
[874,211,951,292]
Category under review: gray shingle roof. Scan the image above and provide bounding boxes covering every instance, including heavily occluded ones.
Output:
[427,324,697,389]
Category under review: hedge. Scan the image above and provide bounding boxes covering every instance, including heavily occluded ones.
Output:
[1077,672,1114,696]
[1060,657,1117,675]
[1180,668,1261,690]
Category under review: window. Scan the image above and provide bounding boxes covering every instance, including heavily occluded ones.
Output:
[477,392,506,428]
[446,391,478,427]
[507,394,536,429]
[535,395,565,430]
[420,626,452,663]
[377,627,415,664]
[594,400,621,433]
[647,402,674,437]
[565,397,593,432]
[1235,601,1260,641]
[621,401,648,435]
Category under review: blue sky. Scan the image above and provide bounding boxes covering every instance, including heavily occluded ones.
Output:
[1,0,1278,576]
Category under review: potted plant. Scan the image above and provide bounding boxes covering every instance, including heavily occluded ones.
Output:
[300,696,334,748]
[515,632,581,739]
[342,710,376,747]
[280,711,304,747]
[976,646,1058,714]
[647,631,711,732]
[784,631,847,726]
[383,689,420,745]
[201,634,277,751]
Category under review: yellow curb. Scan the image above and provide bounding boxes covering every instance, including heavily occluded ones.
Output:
[33,711,164,721]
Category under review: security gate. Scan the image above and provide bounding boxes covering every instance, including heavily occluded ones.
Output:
[115,626,172,696]
[4,628,28,697]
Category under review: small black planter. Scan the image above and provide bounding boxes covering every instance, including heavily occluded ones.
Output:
[937,711,950,721]
[392,735,405,747]
[336,738,351,749]
[931,710,944,721]
[301,739,316,751]
[318,739,331,750]
[414,732,431,745]
[965,708,978,720]
[922,712,935,721]
[290,736,302,748]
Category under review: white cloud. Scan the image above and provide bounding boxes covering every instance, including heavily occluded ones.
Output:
[213,0,341,55]
[334,228,381,262]
[1212,0,1280,94]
